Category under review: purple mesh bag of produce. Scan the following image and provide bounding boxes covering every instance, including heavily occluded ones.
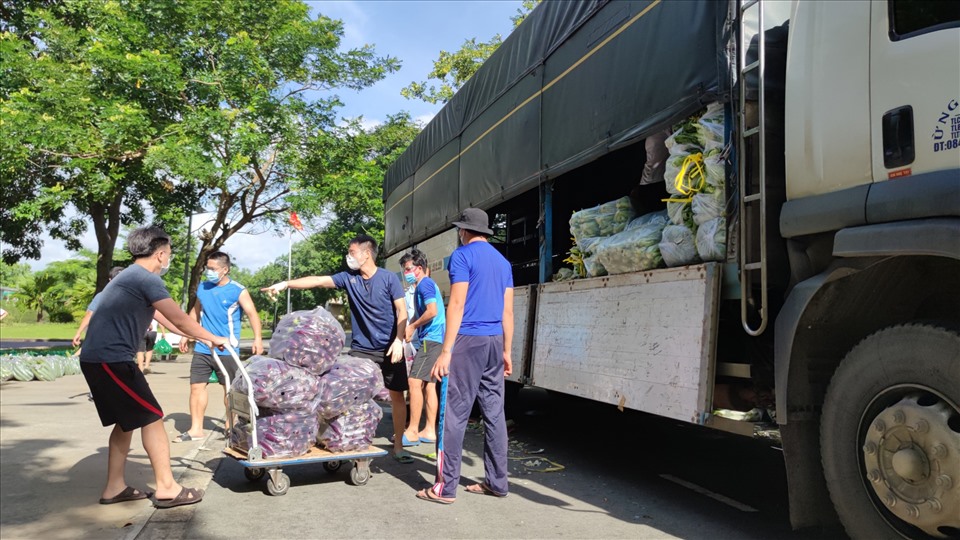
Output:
[231,356,321,411]
[229,409,320,458]
[269,308,345,376]
[315,355,385,420]
[317,400,384,452]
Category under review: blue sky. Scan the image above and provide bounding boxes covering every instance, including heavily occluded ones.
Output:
[27,0,525,272]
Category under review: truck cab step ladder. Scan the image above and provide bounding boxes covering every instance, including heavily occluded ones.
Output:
[738,0,769,336]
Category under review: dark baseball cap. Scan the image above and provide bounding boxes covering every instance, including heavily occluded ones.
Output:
[452,208,493,235]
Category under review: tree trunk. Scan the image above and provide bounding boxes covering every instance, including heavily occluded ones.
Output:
[90,192,124,293]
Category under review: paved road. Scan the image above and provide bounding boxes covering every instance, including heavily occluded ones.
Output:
[0,349,847,539]
[153,387,847,539]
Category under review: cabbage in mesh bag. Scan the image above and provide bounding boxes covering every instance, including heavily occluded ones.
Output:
[569,197,635,247]
[0,357,15,381]
[660,224,700,268]
[30,358,59,381]
[692,189,725,226]
[696,217,727,261]
[10,357,34,381]
[576,236,607,278]
[594,211,669,275]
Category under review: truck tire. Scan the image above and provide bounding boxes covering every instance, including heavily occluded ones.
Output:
[821,324,960,539]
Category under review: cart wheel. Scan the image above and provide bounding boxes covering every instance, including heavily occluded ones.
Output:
[244,467,265,482]
[266,472,290,496]
[350,462,371,486]
[323,460,343,474]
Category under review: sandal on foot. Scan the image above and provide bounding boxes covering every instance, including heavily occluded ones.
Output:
[173,432,199,443]
[99,486,151,505]
[154,487,204,509]
[416,488,455,505]
[465,482,507,497]
[393,451,414,464]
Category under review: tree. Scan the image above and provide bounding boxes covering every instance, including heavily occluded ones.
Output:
[13,272,55,322]
[1,0,199,291]
[1,0,400,303]
[401,0,539,104]
[253,113,421,315]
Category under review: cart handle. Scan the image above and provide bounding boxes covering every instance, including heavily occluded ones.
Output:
[210,344,261,451]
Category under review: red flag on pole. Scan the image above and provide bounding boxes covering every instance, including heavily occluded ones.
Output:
[288,211,304,231]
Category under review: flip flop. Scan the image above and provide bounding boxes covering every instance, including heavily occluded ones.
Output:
[99,486,151,505]
[465,482,508,498]
[154,487,204,509]
[173,432,198,443]
[415,488,455,505]
[393,451,415,464]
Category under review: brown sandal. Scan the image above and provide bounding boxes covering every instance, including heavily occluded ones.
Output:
[465,482,507,497]
[154,487,204,509]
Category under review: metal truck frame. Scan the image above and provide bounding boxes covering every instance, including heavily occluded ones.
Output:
[382,1,960,538]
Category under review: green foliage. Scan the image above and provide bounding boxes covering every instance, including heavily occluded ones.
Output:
[13,272,56,322]
[251,113,420,319]
[401,0,539,104]
[1,0,401,302]
[0,262,31,287]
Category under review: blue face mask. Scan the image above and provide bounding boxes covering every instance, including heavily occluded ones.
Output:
[403,272,416,284]
[205,269,222,283]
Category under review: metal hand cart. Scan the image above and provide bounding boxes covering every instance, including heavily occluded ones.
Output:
[214,346,388,496]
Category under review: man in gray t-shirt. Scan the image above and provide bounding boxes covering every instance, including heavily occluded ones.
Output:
[79,226,227,510]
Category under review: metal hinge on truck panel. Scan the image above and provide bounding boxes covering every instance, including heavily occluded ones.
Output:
[738,0,768,336]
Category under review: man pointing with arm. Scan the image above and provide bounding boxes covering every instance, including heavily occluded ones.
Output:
[262,234,413,462]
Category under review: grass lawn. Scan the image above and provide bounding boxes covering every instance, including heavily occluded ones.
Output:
[0,322,270,341]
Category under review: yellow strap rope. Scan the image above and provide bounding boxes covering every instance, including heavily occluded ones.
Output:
[674,152,706,196]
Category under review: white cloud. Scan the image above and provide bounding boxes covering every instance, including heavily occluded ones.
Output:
[307,1,369,47]
[414,112,436,127]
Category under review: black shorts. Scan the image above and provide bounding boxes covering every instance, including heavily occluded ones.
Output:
[81,361,164,432]
[409,340,442,382]
[138,331,157,353]
[189,352,240,385]
[349,349,409,392]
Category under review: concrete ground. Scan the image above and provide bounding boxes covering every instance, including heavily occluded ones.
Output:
[0,352,225,540]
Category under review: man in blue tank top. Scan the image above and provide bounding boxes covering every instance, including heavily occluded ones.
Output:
[174,251,264,443]
[262,234,412,461]
[416,208,514,504]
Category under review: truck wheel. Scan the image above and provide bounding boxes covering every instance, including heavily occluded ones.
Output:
[821,324,960,539]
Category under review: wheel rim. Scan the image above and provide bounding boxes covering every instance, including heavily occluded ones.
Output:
[860,385,960,538]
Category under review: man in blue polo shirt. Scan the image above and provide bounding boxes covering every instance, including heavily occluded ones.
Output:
[175,251,264,443]
[262,234,412,462]
[416,208,514,505]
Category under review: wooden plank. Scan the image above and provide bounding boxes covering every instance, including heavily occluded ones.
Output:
[531,263,720,423]
[224,444,388,466]
[507,285,530,383]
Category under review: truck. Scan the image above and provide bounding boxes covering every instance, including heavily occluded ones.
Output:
[381,1,960,538]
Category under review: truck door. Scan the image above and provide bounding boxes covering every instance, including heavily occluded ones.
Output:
[870,0,960,181]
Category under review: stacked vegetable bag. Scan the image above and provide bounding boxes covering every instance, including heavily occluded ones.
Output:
[660,103,728,267]
[0,355,82,382]
[229,307,386,458]
[568,196,636,277]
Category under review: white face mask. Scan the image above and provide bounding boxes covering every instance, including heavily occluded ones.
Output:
[159,252,172,276]
[346,253,363,271]
[205,269,222,283]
